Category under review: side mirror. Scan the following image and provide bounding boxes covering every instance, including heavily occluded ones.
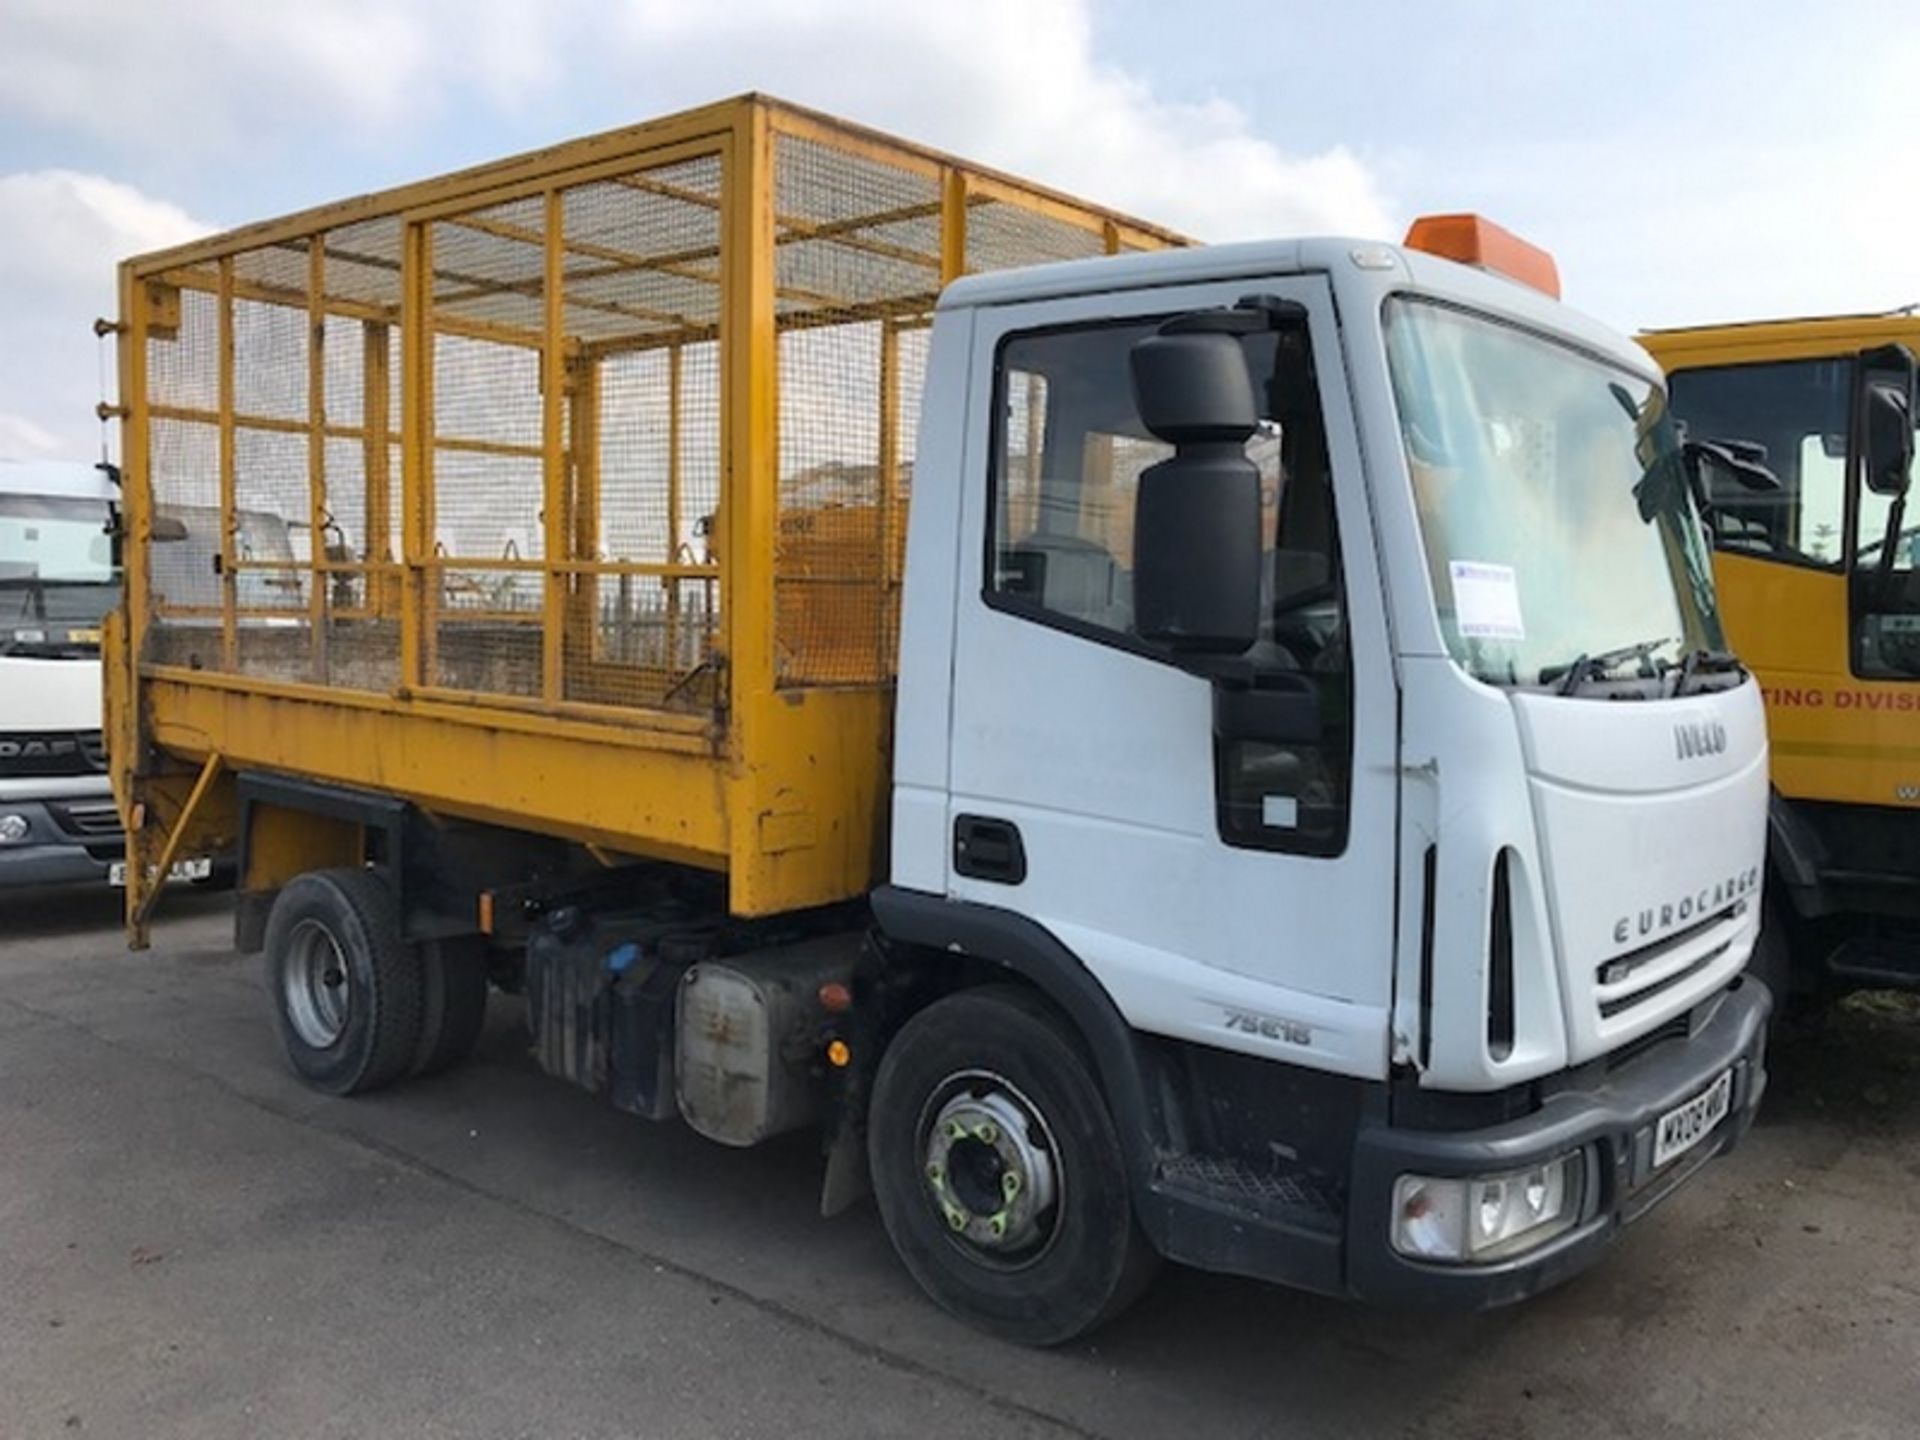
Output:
[1128,328,1262,654]
[1859,344,1915,498]
[1862,383,1913,497]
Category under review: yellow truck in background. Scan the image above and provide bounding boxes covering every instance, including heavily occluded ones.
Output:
[1646,315,1919,1011]
[106,97,1778,1341]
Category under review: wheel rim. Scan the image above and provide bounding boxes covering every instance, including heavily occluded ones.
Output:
[283,918,353,1049]
[918,1069,1062,1270]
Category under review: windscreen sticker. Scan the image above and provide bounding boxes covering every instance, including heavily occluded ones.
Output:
[1448,560,1525,641]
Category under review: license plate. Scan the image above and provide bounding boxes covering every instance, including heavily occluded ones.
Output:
[1653,1068,1734,1169]
[108,857,212,888]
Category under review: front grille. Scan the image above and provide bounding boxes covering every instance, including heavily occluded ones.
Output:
[0,729,107,778]
[1596,903,1743,1020]
[47,800,124,839]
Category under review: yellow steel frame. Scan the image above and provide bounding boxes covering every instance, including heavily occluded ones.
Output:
[110,95,1186,939]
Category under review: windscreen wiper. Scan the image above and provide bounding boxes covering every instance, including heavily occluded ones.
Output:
[1539,636,1677,695]
[1670,645,1744,696]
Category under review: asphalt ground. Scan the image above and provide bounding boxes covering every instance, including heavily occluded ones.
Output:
[3,884,1916,1440]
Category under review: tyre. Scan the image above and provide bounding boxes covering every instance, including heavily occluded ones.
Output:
[867,985,1159,1345]
[413,936,489,1077]
[1749,902,1827,1043]
[263,867,423,1096]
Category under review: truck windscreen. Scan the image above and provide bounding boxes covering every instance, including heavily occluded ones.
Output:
[0,494,121,645]
[1385,298,1723,689]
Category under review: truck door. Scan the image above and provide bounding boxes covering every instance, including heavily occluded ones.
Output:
[943,278,1400,1079]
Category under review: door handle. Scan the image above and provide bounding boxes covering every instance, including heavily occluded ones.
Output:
[954,815,1027,884]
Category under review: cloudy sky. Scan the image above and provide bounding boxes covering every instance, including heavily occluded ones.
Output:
[3,0,1918,461]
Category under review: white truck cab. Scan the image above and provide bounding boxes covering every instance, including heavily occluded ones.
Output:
[0,461,124,885]
[871,219,1771,1319]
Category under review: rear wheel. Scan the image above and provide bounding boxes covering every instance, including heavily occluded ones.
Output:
[264,867,423,1096]
[868,985,1158,1345]
[412,936,489,1077]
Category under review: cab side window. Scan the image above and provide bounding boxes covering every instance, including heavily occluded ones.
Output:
[988,318,1353,854]
[1666,361,1851,568]
[991,323,1180,638]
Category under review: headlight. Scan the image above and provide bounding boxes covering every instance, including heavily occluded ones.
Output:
[1390,1151,1585,1262]
[0,814,30,843]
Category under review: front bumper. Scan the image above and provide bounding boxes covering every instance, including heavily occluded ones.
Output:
[1346,977,1770,1307]
[0,797,122,888]
[0,842,115,887]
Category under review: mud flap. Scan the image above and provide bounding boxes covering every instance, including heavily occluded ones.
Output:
[820,1119,871,1218]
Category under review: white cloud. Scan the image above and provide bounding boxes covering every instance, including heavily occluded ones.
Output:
[0,0,1390,239]
[0,171,212,461]
[0,171,208,290]
[0,0,557,149]
[604,0,1393,240]
[1398,132,1920,334]
[0,414,63,459]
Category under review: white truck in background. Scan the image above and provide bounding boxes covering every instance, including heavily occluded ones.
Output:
[0,461,128,885]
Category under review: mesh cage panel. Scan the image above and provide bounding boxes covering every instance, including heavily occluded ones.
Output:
[770,135,939,686]
[139,233,413,690]
[233,293,310,424]
[596,347,672,563]
[965,199,1108,274]
[147,282,218,411]
[886,324,931,664]
[321,216,404,315]
[315,223,407,692]
[435,565,543,698]
[144,280,225,672]
[774,137,943,322]
[433,195,547,335]
[561,157,725,346]
[145,417,219,635]
[558,157,725,711]
[322,572,400,694]
[416,152,728,710]
[767,134,1139,687]
[585,334,723,710]
[775,321,884,685]
[426,196,548,701]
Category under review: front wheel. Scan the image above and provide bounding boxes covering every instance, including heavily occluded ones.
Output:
[867,985,1158,1345]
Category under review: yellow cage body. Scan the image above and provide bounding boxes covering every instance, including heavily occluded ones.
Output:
[108,95,1184,933]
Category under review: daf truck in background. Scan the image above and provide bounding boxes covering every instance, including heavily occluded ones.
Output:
[0,461,129,885]
[109,98,1772,1342]
[1646,316,1918,1014]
